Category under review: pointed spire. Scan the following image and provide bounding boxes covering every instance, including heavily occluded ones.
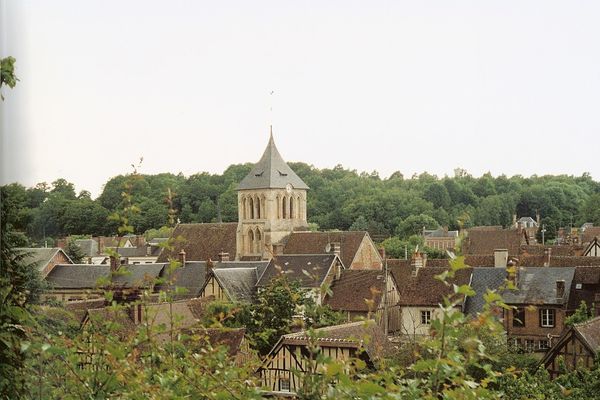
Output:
[237,129,309,191]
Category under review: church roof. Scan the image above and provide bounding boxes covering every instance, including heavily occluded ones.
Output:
[237,132,309,190]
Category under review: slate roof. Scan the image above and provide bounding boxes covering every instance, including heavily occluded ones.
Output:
[237,133,309,190]
[157,261,208,298]
[390,265,472,306]
[463,268,507,315]
[46,264,110,289]
[283,231,371,269]
[324,270,387,312]
[214,260,270,279]
[280,321,391,361]
[156,223,238,263]
[212,268,260,303]
[15,247,72,275]
[256,254,340,288]
[75,239,99,257]
[423,228,459,238]
[111,263,167,288]
[501,267,575,305]
[464,228,524,256]
[111,247,149,258]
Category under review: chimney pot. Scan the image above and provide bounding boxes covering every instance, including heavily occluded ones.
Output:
[178,249,186,265]
[543,247,552,267]
[218,252,230,262]
[556,280,565,298]
[378,247,386,260]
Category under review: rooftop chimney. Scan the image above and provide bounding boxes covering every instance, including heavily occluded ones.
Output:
[411,251,427,274]
[218,252,230,262]
[178,249,186,265]
[328,242,341,258]
[543,247,552,267]
[378,247,386,261]
[556,280,565,298]
[507,259,519,288]
[494,249,508,268]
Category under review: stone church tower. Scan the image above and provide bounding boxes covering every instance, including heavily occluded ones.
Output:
[236,131,309,259]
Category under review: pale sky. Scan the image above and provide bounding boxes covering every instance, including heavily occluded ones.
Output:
[1,1,599,197]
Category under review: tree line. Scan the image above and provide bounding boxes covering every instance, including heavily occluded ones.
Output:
[2,164,600,246]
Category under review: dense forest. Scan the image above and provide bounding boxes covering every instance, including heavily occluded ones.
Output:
[3,164,600,246]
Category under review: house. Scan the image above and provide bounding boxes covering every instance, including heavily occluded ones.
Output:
[501,267,575,352]
[44,263,167,302]
[422,227,459,251]
[567,266,600,317]
[199,260,269,302]
[81,298,251,366]
[16,247,72,278]
[283,231,383,270]
[256,254,344,305]
[463,267,508,317]
[541,316,600,378]
[324,269,401,333]
[581,226,600,245]
[583,237,600,257]
[258,321,391,395]
[390,255,472,338]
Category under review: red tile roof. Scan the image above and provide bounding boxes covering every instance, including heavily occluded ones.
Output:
[157,223,237,262]
[324,270,387,312]
[283,231,369,268]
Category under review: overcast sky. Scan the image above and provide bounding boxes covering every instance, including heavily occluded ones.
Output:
[1,1,599,197]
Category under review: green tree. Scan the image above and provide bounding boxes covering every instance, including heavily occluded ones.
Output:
[64,238,86,264]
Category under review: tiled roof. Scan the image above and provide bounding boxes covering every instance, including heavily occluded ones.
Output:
[390,265,472,306]
[283,231,370,268]
[256,254,339,288]
[464,255,495,267]
[582,227,600,244]
[86,307,136,339]
[501,267,575,305]
[575,316,600,353]
[520,256,600,268]
[324,270,388,312]
[386,259,410,268]
[463,228,523,256]
[519,245,583,257]
[196,328,247,357]
[64,298,108,323]
[281,321,391,361]
[156,223,238,263]
[464,268,507,315]
[237,133,309,190]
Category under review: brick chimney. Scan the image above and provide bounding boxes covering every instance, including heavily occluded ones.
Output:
[543,247,552,267]
[178,249,186,265]
[411,250,427,275]
[378,247,386,261]
[218,252,230,262]
[507,259,519,287]
[556,280,565,298]
[494,249,508,268]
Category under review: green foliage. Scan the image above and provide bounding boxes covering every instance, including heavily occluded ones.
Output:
[64,238,86,264]
[0,56,18,100]
[565,301,594,327]
[303,300,347,329]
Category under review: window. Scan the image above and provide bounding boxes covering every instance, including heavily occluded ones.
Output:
[524,339,535,352]
[540,308,556,328]
[421,310,431,325]
[513,308,525,327]
[538,340,549,350]
[280,378,290,392]
[576,283,582,289]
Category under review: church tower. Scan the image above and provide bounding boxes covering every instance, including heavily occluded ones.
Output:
[236,130,309,259]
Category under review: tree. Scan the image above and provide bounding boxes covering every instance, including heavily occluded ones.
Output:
[396,214,438,238]
[64,238,86,264]
[0,56,18,100]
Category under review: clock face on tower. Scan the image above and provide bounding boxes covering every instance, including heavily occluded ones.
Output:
[285,183,292,193]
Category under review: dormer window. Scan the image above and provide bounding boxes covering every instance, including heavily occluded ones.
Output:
[255,171,264,177]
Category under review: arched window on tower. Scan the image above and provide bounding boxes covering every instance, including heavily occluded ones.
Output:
[276,195,281,219]
[255,228,262,254]
[249,197,254,219]
[296,196,301,219]
[242,197,247,220]
[247,229,254,253]
[256,196,261,219]
[282,196,287,219]
[289,196,294,220]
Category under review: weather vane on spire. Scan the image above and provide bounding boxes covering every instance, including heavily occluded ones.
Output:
[269,90,275,134]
